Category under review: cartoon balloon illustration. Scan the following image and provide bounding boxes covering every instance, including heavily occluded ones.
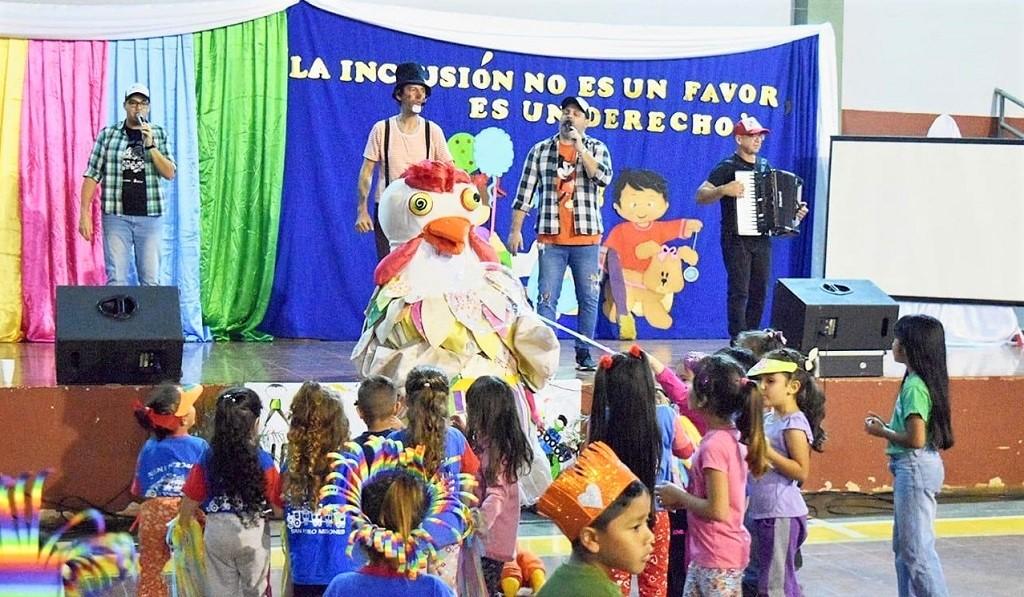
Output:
[447,132,476,172]
[474,127,514,178]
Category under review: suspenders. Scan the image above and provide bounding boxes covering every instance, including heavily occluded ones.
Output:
[382,117,432,186]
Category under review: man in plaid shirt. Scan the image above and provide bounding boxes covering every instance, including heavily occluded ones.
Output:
[508,96,612,371]
[79,83,176,286]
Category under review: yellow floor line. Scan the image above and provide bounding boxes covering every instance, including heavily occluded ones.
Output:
[270,515,1024,565]
[518,515,1024,557]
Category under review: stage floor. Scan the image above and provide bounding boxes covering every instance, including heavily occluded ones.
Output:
[1,337,1022,387]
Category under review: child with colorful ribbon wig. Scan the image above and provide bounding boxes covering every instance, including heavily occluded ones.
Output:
[321,436,477,596]
[745,349,827,596]
[464,375,537,594]
[655,354,768,597]
[179,387,283,597]
[389,366,480,588]
[535,441,655,596]
[281,382,356,597]
[131,384,207,597]
[588,346,694,597]
[864,315,954,597]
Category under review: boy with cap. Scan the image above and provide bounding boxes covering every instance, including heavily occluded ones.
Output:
[79,82,176,286]
[356,61,453,259]
[508,96,613,371]
[536,441,654,597]
[695,116,807,340]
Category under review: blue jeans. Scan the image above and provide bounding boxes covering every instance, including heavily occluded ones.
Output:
[889,449,948,597]
[102,214,163,286]
[536,243,600,351]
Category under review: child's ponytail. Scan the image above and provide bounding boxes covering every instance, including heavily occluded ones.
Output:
[693,354,768,476]
[404,366,451,476]
[735,377,768,477]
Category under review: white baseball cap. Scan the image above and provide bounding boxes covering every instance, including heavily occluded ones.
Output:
[124,83,150,100]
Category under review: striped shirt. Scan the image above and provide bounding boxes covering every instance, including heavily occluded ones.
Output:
[512,133,613,236]
[83,121,174,216]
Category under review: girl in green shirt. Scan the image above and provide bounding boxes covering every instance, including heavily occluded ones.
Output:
[864,314,954,597]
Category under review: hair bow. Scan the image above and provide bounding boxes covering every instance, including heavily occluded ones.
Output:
[804,347,820,373]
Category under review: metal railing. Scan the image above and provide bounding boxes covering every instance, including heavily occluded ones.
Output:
[992,88,1024,139]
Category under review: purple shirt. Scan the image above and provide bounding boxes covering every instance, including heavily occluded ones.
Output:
[747,411,813,519]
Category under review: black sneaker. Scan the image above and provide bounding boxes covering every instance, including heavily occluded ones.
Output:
[575,349,597,371]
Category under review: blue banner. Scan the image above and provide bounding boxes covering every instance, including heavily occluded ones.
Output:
[261,2,819,340]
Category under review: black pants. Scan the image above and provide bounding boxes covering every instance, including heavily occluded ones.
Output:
[373,203,391,260]
[667,509,688,597]
[292,584,328,597]
[721,234,772,339]
[481,556,505,596]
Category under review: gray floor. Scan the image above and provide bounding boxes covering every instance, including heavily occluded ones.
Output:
[800,535,1023,596]
[512,499,1024,596]
[91,499,1024,596]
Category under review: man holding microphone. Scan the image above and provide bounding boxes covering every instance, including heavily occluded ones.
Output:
[508,96,613,371]
[79,83,176,286]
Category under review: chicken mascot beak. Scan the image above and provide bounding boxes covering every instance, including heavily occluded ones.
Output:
[422,216,473,255]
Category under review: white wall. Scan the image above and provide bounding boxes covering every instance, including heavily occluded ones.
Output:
[372,0,791,28]
[842,0,1024,116]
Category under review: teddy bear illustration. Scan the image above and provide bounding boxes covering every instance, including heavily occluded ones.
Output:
[634,244,698,328]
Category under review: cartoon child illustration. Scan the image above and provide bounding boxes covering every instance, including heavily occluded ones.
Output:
[603,169,702,331]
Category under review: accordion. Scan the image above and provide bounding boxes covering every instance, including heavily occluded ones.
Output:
[734,169,803,236]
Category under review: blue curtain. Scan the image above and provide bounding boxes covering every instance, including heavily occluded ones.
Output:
[784,37,820,280]
[264,4,821,340]
[106,35,210,341]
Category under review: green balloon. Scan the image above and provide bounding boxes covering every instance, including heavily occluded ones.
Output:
[447,132,476,172]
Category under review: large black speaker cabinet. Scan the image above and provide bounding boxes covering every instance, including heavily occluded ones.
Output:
[770,279,898,353]
[56,286,183,384]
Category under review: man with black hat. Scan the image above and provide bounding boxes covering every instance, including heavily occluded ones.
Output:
[508,96,613,371]
[356,61,452,259]
[79,82,176,286]
[696,115,807,339]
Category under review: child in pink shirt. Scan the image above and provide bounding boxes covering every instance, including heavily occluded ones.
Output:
[656,354,768,596]
[464,376,536,594]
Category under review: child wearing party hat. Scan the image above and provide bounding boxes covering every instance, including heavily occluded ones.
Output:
[536,442,655,597]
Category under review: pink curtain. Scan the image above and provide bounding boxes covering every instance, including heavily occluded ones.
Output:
[20,40,108,341]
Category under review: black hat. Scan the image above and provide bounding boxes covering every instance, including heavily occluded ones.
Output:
[393,62,431,100]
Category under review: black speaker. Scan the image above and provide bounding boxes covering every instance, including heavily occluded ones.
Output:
[770,279,898,353]
[56,286,184,385]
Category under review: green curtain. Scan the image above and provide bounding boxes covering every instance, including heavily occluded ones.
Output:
[194,13,287,341]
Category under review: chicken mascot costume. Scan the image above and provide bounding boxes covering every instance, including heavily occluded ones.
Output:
[351,160,559,503]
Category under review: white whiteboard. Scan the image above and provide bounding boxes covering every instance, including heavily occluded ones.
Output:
[825,137,1024,304]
